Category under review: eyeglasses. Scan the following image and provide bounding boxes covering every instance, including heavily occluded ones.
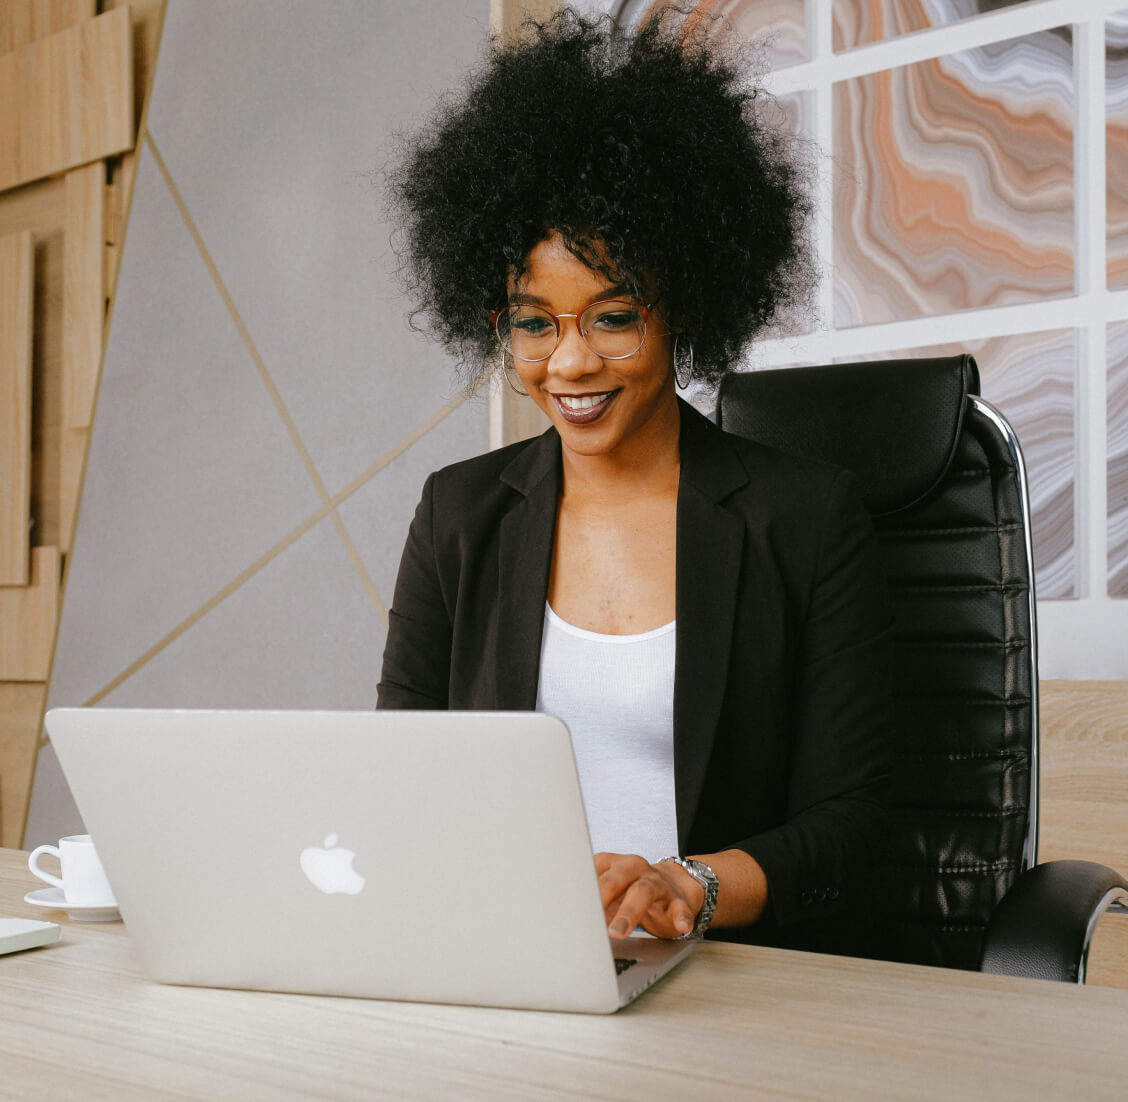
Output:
[490,299,651,362]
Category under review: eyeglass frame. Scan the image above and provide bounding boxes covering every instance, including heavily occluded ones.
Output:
[489,298,653,362]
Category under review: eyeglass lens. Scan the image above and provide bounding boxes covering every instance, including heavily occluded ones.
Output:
[497,301,646,361]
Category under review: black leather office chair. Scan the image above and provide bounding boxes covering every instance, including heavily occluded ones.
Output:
[717,355,1128,982]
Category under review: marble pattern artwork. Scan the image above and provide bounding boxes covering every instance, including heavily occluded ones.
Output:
[613,0,807,70]
[833,0,1032,52]
[1108,12,1128,292]
[1109,322,1128,597]
[838,330,1077,598]
[833,28,1074,328]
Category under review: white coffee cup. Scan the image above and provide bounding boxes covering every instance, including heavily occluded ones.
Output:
[28,834,117,907]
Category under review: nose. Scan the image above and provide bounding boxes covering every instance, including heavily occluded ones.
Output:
[545,313,601,379]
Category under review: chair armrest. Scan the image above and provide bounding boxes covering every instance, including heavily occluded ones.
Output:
[980,860,1128,983]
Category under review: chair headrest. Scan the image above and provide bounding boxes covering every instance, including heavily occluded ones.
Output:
[716,355,980,517]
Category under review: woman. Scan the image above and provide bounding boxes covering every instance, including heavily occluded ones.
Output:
[378,8,891,952]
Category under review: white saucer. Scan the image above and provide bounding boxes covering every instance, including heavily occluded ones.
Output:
[24,887,120,922]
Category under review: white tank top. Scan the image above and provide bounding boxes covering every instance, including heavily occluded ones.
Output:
[535,603,678,861]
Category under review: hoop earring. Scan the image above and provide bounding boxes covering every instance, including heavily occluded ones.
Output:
[500,349,528,396]
[673,335,694,390]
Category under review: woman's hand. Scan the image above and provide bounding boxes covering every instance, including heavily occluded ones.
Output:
[595,852,705,940]
[596,849,770,939]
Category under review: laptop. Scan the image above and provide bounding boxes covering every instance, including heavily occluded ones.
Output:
[43,708,695,1013]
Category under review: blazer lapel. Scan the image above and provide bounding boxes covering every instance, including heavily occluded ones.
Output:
[487,404,749,850]
[674,402,748,849]
[494,428,562,710]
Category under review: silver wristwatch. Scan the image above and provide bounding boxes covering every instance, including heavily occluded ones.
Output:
[659,856,719,939]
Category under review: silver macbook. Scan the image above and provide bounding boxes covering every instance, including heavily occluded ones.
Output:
[43,708,694,1013]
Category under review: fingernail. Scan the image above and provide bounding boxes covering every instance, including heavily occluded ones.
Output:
[675,915,691,932]
[609,918,629,937]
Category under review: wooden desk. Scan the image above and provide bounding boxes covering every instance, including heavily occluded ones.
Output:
[2,849,1127,1100]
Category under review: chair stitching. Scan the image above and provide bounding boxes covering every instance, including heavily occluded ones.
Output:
[897,749,1026,761]
[897,696,1031,705]
[878,523,1021,537]
[892,640,1026,649]
[889,921,989,931]
[893,803,1028,812]
[889,584,1027,595]
[885,862,1018,874]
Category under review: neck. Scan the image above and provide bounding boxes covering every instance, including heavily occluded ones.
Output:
[559,397,682,503]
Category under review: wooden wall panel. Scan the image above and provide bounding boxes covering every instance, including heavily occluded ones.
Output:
[0,8,134,192]
[0,231,34,585]
[63,162,104,428]
[1088,913,1128,990]
[0,176,64,237]
[0,681,47,848]
[0,546,59,681]
[0,1,165,848]
[102,0,167,301]
[29,226,79,554]
[0,185,87,557]
[1039,681,1128,989]
[1039,681,1128,877]
[0,0,96,53]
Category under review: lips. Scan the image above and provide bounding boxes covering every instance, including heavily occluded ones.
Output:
[551,390,619,425]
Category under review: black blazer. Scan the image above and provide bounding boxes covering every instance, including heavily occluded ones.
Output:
[378,400,891,947]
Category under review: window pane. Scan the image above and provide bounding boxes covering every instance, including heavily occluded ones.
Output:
[833,29,1074,327]
[1109,322,1128,597]
[1108,12,1128,291]
[613,0,808,69]
[833,0,1034,52]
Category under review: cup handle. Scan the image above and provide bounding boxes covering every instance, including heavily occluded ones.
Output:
[28,844,65,890]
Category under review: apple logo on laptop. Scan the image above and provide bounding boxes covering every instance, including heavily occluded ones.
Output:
[299,833,366,895]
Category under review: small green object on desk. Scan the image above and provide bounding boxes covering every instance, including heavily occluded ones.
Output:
[0,916,62,955]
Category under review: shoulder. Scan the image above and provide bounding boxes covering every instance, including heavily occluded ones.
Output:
[418,426,559,521]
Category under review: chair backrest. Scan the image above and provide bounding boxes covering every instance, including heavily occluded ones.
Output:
[717,355,1039,970]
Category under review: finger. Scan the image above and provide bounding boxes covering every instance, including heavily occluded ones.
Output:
[597,854,651,908]
[607,877,666,938]
[670,897,696,936]
[653,863,704,934]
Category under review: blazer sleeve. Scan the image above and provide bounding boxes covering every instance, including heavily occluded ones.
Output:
[735,470,892,932]
[376,473,453,710]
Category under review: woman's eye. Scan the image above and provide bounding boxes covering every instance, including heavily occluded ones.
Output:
[591,309,640,331]
[511,315,554,336]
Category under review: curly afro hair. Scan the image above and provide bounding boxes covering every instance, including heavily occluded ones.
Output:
[388,5,813,389]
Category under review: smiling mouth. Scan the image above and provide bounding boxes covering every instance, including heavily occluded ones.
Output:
[552,390,619,424]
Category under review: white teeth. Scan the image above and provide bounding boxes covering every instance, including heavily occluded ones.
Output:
[559,393,610,411]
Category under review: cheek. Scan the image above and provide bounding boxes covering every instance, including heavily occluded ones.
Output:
[513,359,546,395]
[640,347,674,389]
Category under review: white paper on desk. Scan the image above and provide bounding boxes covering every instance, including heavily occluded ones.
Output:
[0,917,62,955]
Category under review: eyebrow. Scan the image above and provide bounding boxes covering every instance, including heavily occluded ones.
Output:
[507,283,634,308]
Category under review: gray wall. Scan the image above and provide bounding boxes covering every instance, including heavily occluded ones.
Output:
[28,0,491,844]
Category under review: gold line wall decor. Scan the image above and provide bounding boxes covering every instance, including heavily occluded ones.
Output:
[0,230,34,586]
[80,389,472,707]
[0,7,134,192]
[144,130,388,623]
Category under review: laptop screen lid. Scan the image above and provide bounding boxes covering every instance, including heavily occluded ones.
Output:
[43,708,664,1013]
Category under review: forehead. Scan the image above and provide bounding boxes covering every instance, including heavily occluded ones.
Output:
[509,234,631,304]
